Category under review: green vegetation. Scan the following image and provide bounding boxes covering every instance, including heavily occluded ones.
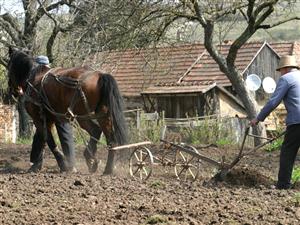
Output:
[216,138,233,147]
[71,122,106,147]
[16,136,33,145]
[127,111,165,144]
[15,124,107,147]
[264,128,285,152]
[292,192,300,207]
[149,180,166,189]
[265,138,283,152]
[181,117,236,146]
[292,166,300,184]
[144,214,168,224]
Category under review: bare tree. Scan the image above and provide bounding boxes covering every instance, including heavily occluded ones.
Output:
[111,0,299,143]
[0,0,77,65]
[0,0,77,137]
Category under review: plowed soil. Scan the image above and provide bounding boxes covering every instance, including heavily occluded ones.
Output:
[1,142,300,225]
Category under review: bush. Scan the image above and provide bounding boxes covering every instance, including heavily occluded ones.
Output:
[181,116,235,146]
[265,138,283,152]
[264,128,285,152]
[127,111,165,144]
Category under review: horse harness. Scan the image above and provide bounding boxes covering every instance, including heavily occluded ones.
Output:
[24,68,107,122]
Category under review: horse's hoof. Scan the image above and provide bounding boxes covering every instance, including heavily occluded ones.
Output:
[102,171,112,176]
[103,168,114,175]
[57,162,68,173]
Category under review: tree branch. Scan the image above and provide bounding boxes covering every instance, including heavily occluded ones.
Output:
[191,0,207,26]
[254,5,274,29]
[247,0,256,24]
[259,16,300,29]
[0,13,24,46]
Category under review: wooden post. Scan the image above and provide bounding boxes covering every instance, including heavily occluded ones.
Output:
[136,109,141,141]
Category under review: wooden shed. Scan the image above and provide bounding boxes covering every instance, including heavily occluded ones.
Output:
[141,82,245,118]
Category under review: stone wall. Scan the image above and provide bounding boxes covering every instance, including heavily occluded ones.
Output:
[0,103,18,143]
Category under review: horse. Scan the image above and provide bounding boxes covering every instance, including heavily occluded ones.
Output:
[7,47,127,174]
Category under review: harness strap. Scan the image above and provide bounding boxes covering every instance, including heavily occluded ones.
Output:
[25,69,106,122]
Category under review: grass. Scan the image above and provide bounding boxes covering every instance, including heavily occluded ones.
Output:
[149,180,166,189]
[16,136,34,145]
[292,166,300,184]
[144,214,168,224]
[292,192,300,207]
[216,138,233,147]
[264,128,285,152]
[264,138,283,152]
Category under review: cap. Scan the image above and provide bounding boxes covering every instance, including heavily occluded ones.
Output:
[35,55,49,65]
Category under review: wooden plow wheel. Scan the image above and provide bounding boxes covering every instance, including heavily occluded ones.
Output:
[174,144,200,181]
[129,146,154,181]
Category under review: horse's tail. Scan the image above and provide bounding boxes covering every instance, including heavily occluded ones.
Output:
[99,74,127,145]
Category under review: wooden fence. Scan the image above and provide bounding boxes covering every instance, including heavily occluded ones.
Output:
[125,109,257,147]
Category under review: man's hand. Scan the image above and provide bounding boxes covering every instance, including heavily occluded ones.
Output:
[249,118,259,126]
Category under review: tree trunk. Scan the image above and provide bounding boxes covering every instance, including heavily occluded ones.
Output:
[17,96,31,138]
[203,22,265,145]
[226,68,266,145]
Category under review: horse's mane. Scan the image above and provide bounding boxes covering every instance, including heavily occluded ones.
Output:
[8,49,33,85]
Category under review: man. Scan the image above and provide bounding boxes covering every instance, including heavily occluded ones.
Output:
[29,55,76,172]
[250,55,300,189]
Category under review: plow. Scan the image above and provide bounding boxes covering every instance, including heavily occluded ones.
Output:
[112,127,285,181]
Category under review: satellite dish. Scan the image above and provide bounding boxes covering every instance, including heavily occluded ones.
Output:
[262,77,276,94]
[245,74,261,91]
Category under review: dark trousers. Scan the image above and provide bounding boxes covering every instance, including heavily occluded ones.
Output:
[56,122,75,168]
[277,124,300,189]
[30,122,75,168]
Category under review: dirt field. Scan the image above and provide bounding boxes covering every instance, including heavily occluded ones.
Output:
[1,142,300,225]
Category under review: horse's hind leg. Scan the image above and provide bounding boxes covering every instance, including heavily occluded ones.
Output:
[78,120,102,173]
[96,115,116,175]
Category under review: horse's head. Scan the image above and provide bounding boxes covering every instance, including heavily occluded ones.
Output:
[7,46,33,97]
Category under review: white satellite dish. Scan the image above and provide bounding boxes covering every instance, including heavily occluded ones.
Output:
[245,74,261,91]
[262,77,276,94]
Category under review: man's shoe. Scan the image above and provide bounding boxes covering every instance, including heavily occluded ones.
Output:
[276,184,292,190]
[28,162,42,173]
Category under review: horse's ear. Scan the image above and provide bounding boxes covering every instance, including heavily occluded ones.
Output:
[8,46,15,56]
[24,49,32,56]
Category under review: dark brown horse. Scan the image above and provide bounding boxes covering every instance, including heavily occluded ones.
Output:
[7,47,127,174]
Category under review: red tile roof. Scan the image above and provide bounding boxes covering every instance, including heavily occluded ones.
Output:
[142,81,216,95]
[270,42,300,64]
[87,41,300,97]
[181,42,268,85]
[88,44,206,97]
